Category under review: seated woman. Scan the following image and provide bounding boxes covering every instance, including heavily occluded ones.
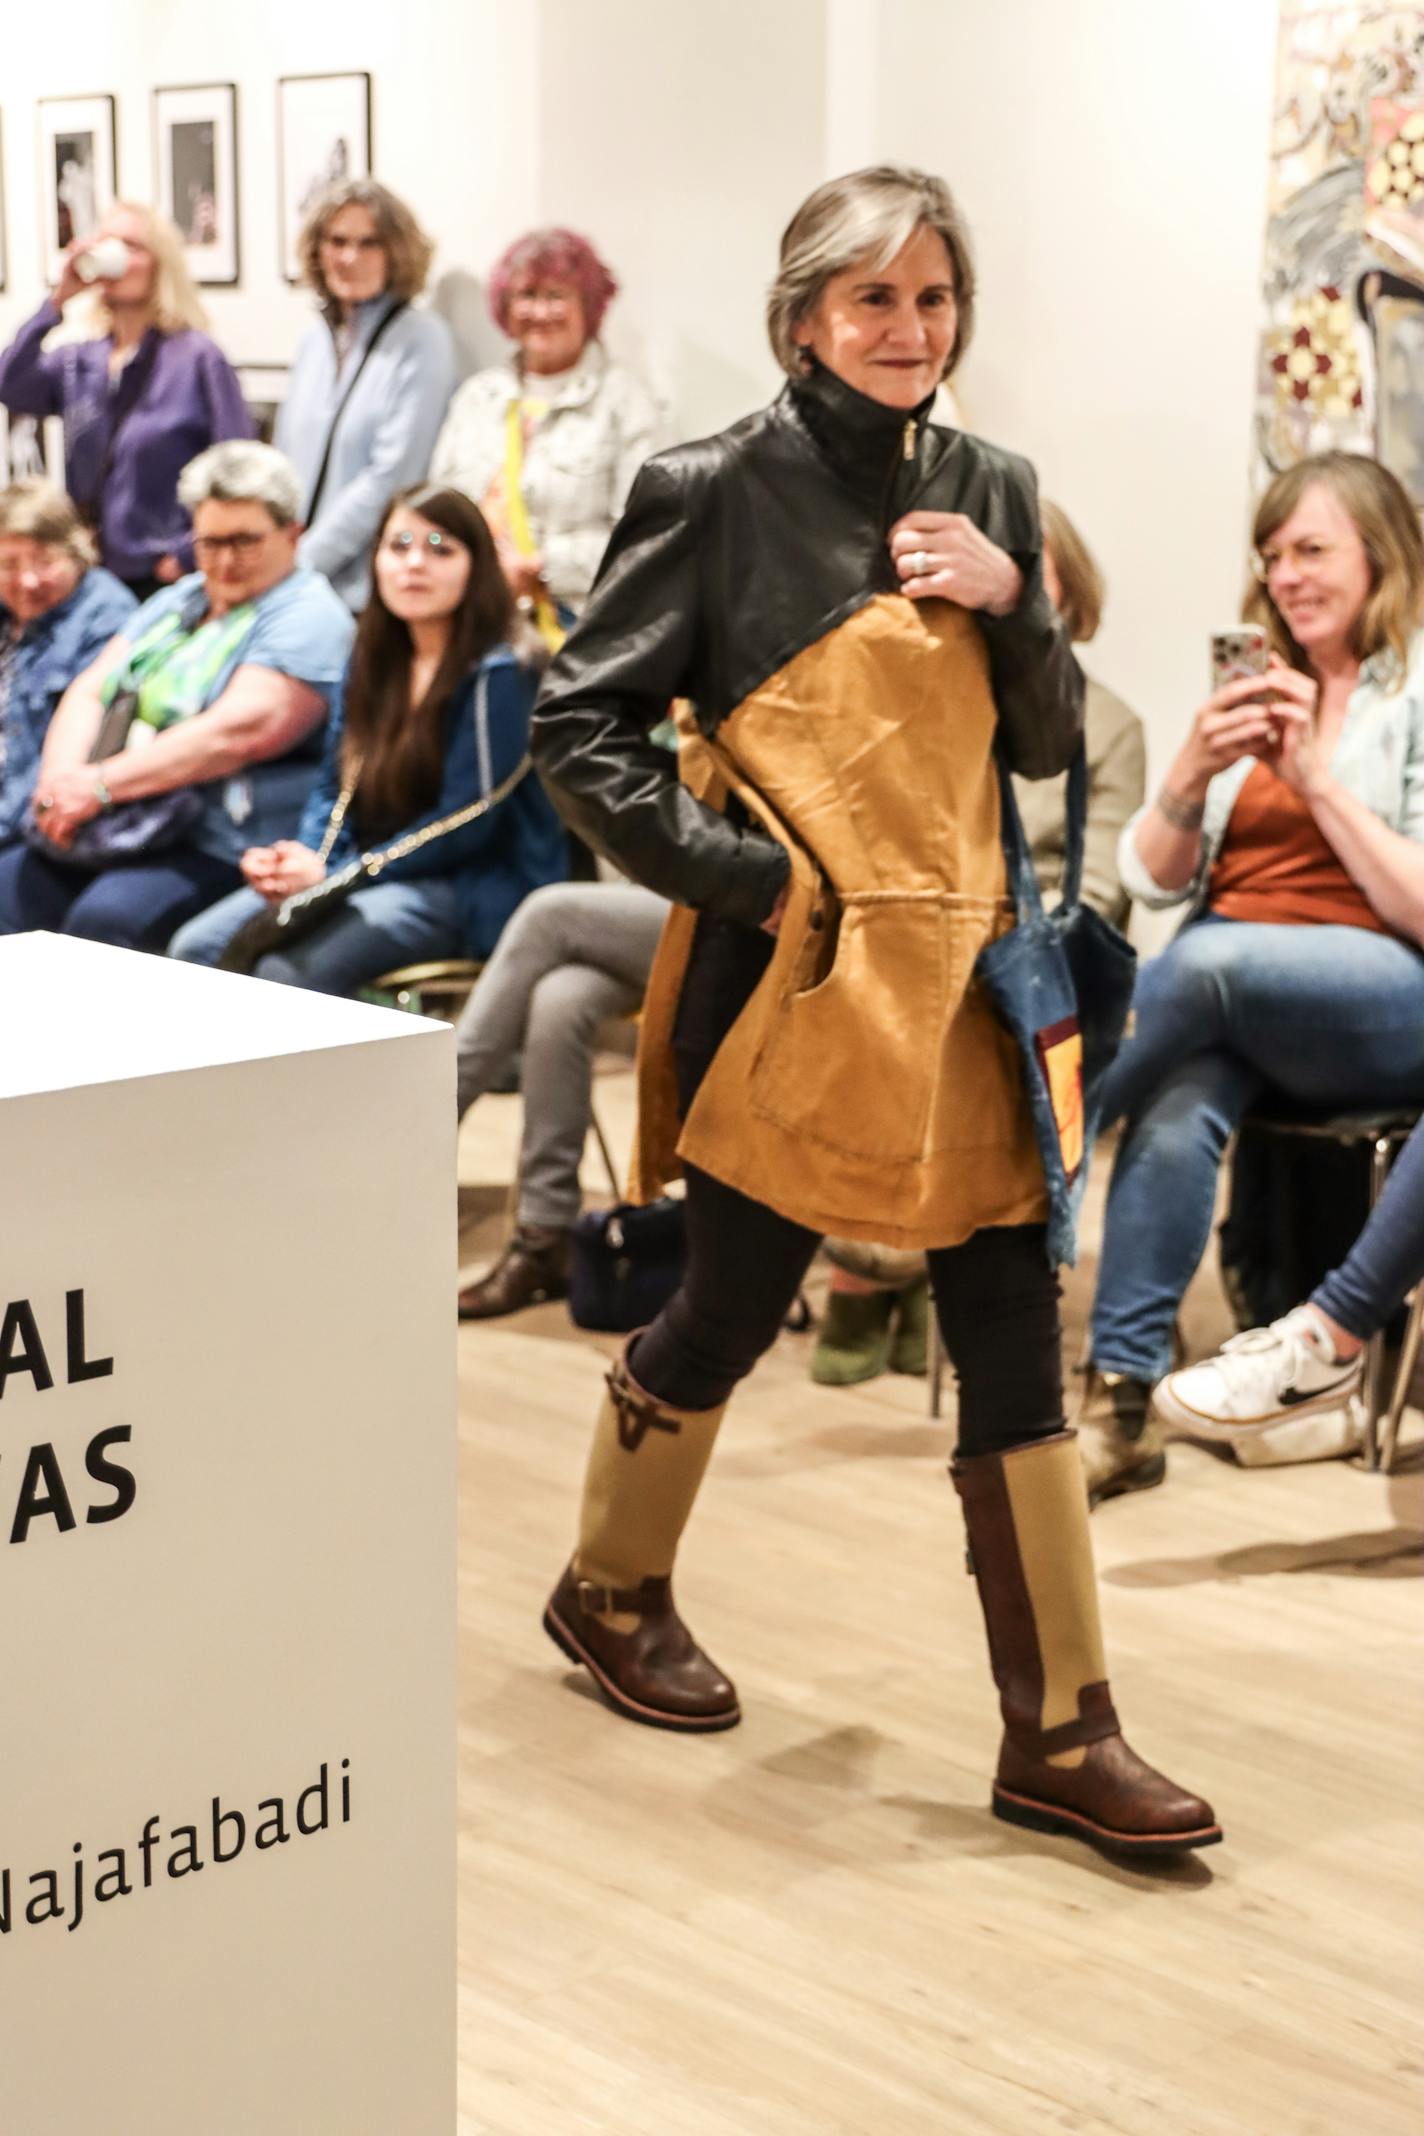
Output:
[1077,451,1424,1502]
[0,483,136,848]
[0,442,352,951]
[453,879,670,1317]
[170,485,568,990]
[810,496,1147,1388]
[430,227,660,635]
[1155,1110,1423,1438]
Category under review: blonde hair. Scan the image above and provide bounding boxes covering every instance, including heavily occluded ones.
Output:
[1040,498,1105,644]
[72,202,209,335]
[297,179,434,307]
[1245,452,1424,679]
[0,479,96,567]
[767,164,975,380]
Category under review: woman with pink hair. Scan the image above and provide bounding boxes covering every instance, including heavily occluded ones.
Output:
[431,228,660,636]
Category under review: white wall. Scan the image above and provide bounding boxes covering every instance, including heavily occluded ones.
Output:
[0,0,1279,767]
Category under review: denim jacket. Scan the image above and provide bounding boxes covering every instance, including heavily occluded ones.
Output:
[0,569,136,841]
[1118,627,1424,915]
[297,645,568,958]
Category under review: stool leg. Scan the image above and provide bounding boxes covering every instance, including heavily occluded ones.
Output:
[1361,1134,1395,1469]
[1378,1286,1424,1476]
[927,1310,944,1421]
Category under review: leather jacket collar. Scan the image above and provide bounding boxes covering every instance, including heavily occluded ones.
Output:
[786,358,937,512]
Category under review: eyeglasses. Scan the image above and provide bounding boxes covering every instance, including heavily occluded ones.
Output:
[321,234,385,255]
[509,287,575,315]
[0,551,73,579]
[382,529,465,557]
[193,531,271,558]
[1252,538,1343,581]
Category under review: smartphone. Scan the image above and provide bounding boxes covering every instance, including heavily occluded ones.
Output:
[1210,625,1267,692]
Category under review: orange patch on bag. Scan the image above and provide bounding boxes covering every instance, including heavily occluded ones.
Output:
[1035,1016,1084,1181]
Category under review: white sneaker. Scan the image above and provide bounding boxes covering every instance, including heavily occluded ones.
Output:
[1153,1306,1363,1440]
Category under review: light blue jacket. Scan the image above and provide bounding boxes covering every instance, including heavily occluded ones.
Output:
[1119,627,1424,918]
[0,569,136,840]
[276,296,457,613]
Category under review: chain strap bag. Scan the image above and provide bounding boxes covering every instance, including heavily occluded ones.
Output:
[216,752,533,974]
[974,746,1137,1266]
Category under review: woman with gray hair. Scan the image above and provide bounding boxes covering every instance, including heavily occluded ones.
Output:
[531,165,1218,1858]
[277,180,456,613]
[0,440,352,948]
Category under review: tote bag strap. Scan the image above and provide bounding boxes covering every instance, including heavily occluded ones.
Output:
[993,742,1089,923]
[306,299,409,522]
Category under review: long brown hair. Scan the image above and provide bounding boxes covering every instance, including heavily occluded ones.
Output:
[1244,451,1424,680]
[342,486,514,836]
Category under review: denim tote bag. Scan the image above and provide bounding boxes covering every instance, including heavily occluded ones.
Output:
[975,747,1137,1265]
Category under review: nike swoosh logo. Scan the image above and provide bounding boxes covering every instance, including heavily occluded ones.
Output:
[1277,1382,1347,1406]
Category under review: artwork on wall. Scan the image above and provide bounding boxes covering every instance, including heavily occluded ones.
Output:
[38,95,117,281]
[0,111,8,293]
[1258,4,1424,509]
[235,362,290,445]
[277,72,372,283]
[154,83,240,286]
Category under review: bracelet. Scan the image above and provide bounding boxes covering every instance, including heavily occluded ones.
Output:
[91,774,114,812]
[1157,787,1205,833]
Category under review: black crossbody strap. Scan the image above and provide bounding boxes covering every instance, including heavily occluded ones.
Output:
[305,299,409,521]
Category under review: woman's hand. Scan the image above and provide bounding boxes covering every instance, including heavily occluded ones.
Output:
[1258,657,1325,799]
[500,545,546,603]
[889,511,1024,616]
[51,242,96,311]
[30,766,105,849]
[1172,674,1280,794]
[154,554,183,586]
[241,841,326,903]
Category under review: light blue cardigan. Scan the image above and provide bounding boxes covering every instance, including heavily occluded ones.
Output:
[1119,628,1424,919]
[276,295,457,613]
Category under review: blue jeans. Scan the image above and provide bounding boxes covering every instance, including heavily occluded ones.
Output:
[1091,918,1424,1382]
[0,837,239,950]
[1313,1112,1424,1339]
[169,877,465,994]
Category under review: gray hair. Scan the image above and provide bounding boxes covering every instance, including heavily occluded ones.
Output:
[767,164,976,381]
[177,441,303,526]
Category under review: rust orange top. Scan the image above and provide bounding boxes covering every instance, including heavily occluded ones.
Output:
[1208,759,1392,934]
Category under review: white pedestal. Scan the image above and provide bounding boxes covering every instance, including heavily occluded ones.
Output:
[0,935,455,2134]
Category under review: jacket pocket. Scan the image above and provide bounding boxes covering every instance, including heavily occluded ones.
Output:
[748,892,1007,1165]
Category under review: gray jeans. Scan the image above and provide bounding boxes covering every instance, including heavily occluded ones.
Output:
[455,880,669,1229]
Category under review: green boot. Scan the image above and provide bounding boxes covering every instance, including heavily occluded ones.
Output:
[810,1287,894,1386]
[888,1276,930,1376]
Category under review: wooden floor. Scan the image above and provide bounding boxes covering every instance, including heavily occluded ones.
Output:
[456,1065,1424,2136]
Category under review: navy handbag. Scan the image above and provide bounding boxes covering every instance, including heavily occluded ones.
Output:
[974,747,1137,1266]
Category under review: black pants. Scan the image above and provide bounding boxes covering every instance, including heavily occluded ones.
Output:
[632,1164,1064,1457]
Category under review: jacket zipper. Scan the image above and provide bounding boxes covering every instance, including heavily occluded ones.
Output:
[878,416,921,585]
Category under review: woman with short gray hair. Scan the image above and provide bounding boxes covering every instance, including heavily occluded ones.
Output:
[0,443,352,948]
[530,162,1219,1860]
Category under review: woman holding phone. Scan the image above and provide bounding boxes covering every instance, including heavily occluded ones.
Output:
[1076,451,1424,1502]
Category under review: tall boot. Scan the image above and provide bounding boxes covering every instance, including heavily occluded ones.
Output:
[952,1431,1221,1856]
[543,1342,739,1733]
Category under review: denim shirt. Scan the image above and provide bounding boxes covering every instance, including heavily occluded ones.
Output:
[1118,627,1424,915]
[0,569,136,841]
[276,297,456,613]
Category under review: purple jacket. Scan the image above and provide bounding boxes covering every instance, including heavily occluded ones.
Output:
[0,299,253,583]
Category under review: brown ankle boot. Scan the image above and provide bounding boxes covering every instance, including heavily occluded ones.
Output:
[1074,1366,1166,1506]
[458,1224,573,1319]
[543,1345,738,1731]
[952,1432,1221,1857]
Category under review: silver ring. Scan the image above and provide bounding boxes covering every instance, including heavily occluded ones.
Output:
[36,795,53,812]
[911,549,931,576]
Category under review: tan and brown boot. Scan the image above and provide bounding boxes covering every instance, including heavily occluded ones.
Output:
[952,1431,1220,1857]
[543,1344,739,1733]
[1074,1367,1166,1506]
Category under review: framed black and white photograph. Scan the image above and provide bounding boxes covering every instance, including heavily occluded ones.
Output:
[38,94,117,281]
[154,83,239,286]
[277,72,371,283]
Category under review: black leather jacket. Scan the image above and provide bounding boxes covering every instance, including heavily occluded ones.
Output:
[533,361,1084,926]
